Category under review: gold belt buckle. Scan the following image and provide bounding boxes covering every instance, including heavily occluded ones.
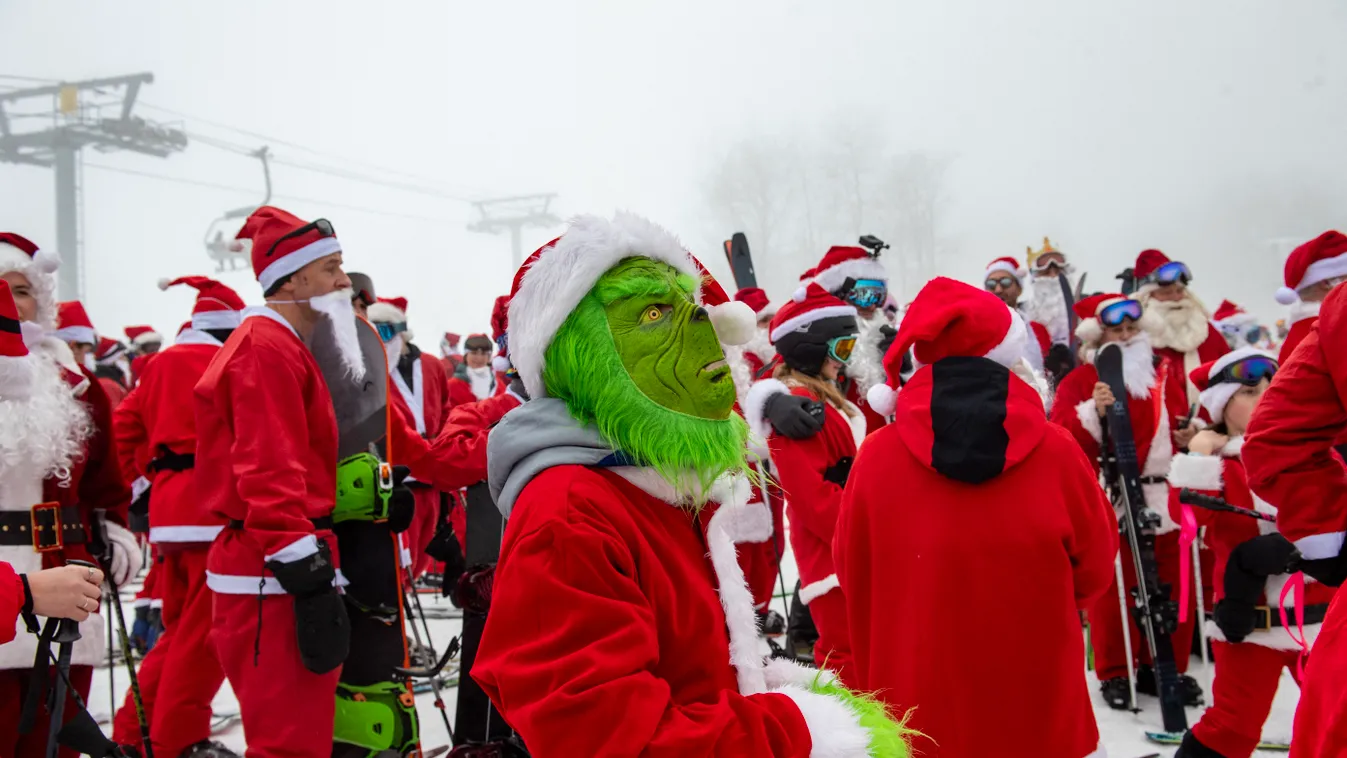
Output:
[30,502,64,553]
[1255,605,1273,631]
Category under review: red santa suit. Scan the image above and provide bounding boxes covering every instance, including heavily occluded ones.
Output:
[1243,283,1347,758]
[388,344,452,576]
[1132,250,1230,403]
[1274,230,1347,365]
[0,562,21,645]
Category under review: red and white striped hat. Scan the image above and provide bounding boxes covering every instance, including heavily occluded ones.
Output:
[158,275,246,331]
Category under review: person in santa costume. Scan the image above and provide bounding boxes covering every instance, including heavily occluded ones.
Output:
[448,333,499,404]
[741,283,865,679]
[0,232,140,758]
[1209,299,1261,352]
[472,212,912,757]
[810,245,896,433]
[1050,292,1204,710]
[732,286,778,379]
[439,331,463,372]
[1163,348,1328,757]
[1024,237,1074,342]
[1131,249,1230,411]
[54,301,99,374]
[837,277,1116,758]
[109,275,245,758]
[195,207,358,758]
[1242,282,1347,758]
[91,337,131,407]
[125,325,164,387]
[981,255,1052,373]
[1274,230,1347,365]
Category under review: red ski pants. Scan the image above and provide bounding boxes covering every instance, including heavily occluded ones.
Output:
[1090,530,1196,681]
[808,587,854,686]
[1291,591,1347,758]
[1191,641,1301,758]
[114,548,226,756]
[213,593,340,758]
[0,665,93,758]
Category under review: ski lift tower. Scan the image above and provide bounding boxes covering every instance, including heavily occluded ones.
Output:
[467,194,562,270]
[0,72,187,300]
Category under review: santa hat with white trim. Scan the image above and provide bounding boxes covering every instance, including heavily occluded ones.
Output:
[124,325,162,348]
[157,275,246,331]
[55,301,97,345]
[505,212,756,400]
[866,277,1028,416]
[1276,230,1347,305]
[0,232,60,329]
[0,280,34,399]
[1211,299,1256,327]
[811,246,887,295]
[233,205,342,294]
[94,337,127,365]
[768,283,858,345]
[1072,292,1162,346]
[983,256,1027,288]
[1190,347,1277,423]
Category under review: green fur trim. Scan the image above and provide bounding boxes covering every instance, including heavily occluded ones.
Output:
[809,676,918,758]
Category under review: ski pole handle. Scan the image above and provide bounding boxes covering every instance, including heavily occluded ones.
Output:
[1178,489,1277,522]
[1179,403,1198,430]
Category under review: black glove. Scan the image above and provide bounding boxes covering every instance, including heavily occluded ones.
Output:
[265,540,349,674]
[823,456,854,487]
[877,325,897,356]
[1229,533,1297,578]
[764,392,825,439]
[1291,545,1347,587]
[1213,597,1258,643]
[387,465,415,534]
[1216,533,1298,643]
[1044,343,1075,384]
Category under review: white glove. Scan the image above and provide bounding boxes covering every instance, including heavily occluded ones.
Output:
[102,519,143,587]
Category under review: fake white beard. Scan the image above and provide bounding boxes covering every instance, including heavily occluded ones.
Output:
[741,327,775,366]
[846,312,892,397]
[0,353,92,484]
[383,334,404,371]
[308,289,367,384]
[1026,280,1070,344]
[1142,292,1210,353]
[723,344,755,405]
[464,364,495,399]
[81,352,95,372]
[1087,332,1157,400]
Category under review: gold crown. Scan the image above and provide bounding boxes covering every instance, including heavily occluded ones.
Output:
[1026,236,1060,267]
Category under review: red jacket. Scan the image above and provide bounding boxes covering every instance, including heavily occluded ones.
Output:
[1051,357,1188,533]
[114,332,224,546]
[1279,312,1317,366]
[195,308,340,595]
[391,349,452,440]
[98,376,127,408]
[396,390,523,492]
[1154,323,1229,405]
[836,362,1116,758]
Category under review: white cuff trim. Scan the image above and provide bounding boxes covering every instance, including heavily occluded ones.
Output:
[149,524,225,543]
[149,598,163,609]
[205,569,349,595]
[763,657,837,690]
[743,378,791,442]
[773,684,872,758]
[264,534,319,564]
[799,574,840,606]
[1075,398,1103,444]
[1166,454,1224,491]
[1295,531,1346,561]
[1204,619,1322,652]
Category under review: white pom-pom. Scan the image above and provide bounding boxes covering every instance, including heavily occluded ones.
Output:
[866,382,898,417]
[228,238,252,254]
[491,354,511,372]
[1275,286,1299,306]
[792,286,808,303]
[708,301,756,347]
[32,247,60,274]
[1074,317,1102,346]
[157,278,174,291]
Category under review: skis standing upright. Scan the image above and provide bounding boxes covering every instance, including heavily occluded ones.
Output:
[722,232,757,290]
[1096,343,1187,733]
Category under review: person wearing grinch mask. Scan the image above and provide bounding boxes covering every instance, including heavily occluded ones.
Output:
[472,214,913,757]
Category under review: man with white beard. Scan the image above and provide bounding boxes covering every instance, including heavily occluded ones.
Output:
[0,232,140,757]
[1024,238,1074,346]
[1131,249,1229,410]
[1050,293,1202,712]
[1273,229,1347,364]
[810,246,896,434]
[195,206,360,758]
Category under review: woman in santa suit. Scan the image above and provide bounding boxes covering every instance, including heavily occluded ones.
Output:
[744,283,866,681]
[1165,348,1333,757]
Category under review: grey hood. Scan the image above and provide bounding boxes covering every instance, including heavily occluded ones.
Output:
[487,397,620,517]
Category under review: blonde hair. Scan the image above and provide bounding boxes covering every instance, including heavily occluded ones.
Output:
[773,364,858,418]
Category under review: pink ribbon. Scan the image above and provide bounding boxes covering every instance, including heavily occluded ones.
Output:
[1278,571,1310,681]
[1177,504,1198,624]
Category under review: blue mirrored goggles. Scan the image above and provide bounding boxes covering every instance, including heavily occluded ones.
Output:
[1211,355,1278,386]
[828,334,859,364]
[1099,299,1143,327]
[375,321,407,343]
[846,279,887,309]
[1144,260,1192,287]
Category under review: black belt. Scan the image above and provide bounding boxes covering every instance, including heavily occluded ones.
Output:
[1138,475,1167,485]
[1208,603,1331,631]
[0,505,87,551]
[147,447,195,473]
[228,516,333,531]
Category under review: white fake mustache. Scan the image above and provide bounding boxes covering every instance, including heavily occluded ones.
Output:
[309,288,367,384]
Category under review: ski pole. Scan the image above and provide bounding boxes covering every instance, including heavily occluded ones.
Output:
[88,560,153,758]
[1191,538,1210,695]
[402,579,456,742]
[1114,553,1138,713]
[106,590,115,721]
[1179,489,1276,523]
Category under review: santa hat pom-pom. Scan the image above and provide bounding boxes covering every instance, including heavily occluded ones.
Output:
[157,277,174,291]
[708,301,756,346]
[1075,318,1102,345]
[1275,286,1299,306]
[491,354,511,373]
[32,247,60,274]
[866,382,899,417]
[792,286,808,303]
[228,238,252,255]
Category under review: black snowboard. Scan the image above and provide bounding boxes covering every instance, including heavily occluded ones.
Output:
[723,232,756,290]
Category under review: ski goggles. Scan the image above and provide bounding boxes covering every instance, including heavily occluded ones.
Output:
[1141,260,1192,287]
[1031,253,1067,275]
[265,218,335,259]
[845,279,887,309]
[1098,298,1143,327]
[984,275,1019,291]
[374,321,407,343]
[828,335,858,364]
[1211,355,1278,386]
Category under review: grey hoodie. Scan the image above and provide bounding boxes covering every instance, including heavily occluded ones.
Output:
[487,398,623,518]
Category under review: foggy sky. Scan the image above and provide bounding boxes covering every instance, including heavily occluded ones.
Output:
[3,0,1346,341]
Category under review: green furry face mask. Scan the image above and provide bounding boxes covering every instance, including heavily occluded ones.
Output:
[542,257,750,498]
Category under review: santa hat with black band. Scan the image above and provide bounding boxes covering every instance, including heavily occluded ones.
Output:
[810,246,887,295]
[94,336,127,365]
[233,205,342,294]
[55,301,97,345]
[0,280,34,398]
[505,212,756,400]
[157,275,246,331]
[866,277,1030,416]
[1276,230,1347,305]
[1190,347,1277,423]
[0,232,60,329]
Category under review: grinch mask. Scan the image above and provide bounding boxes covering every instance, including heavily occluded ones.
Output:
[543,257,750,500]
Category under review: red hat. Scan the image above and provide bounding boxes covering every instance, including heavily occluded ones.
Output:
[799,267,817,282]
[983,256,1026,285]
[158,275,246,331]
[94,336,126,363]
[734,287,770,314]
[123,325,162,347]
[1211,299,1256,326]
[55,301,97,345]
[692,258,756,345]
[506,213,751,399]
[1276,230,1347,305]
[867,277,1027,416]
[444,332,461,349]
[811,246,887,294]
[177,321,192,336]
[233,206,341,293]
[1133,249,1171,280]
[1189,347,1276,423]
[1072,292,1158,345]
[368,296,409,325]
[0,232,60,275]
[0,280,33,398]
[768,283,857,344]
[379,296,408,313]
[490,295,510,341]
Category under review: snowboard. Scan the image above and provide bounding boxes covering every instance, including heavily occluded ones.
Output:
[309,314,388,458]
[1145,731,1289,751]
[722,232,756,290]
[1097,342,1188,734]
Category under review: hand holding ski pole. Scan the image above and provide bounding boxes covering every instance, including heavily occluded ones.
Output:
[25,564,103,622]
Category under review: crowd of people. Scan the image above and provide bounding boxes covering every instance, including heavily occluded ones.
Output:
[0,208,1343,758]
